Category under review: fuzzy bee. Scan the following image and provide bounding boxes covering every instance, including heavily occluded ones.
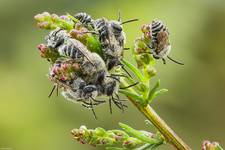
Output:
[45,28,94,64]
[48,59,106,119]
[148,19,184,65]
[93,17,138,72]
[93,18,123,70]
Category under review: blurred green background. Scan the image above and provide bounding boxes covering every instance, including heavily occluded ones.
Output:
[0,0,225,149]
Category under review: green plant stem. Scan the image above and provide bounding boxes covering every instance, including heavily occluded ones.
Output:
[128,98,191,150]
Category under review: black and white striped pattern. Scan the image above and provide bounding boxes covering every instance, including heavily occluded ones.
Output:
[74,12,94,26]
[150,19,168,44]
[94,18,110,48]
[59,40,84,60]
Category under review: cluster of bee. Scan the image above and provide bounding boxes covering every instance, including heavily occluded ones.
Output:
[37,12,182,118]
[38,12,138,118]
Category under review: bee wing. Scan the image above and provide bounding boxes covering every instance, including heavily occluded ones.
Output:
[70,39,95,65]
[156,31,170,53]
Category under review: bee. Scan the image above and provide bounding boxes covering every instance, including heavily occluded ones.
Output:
[45,28,94,64]
[49,60,106,119]
[93,15,138,76]
[47,51,125,118]
[148,19,184,65]
[78,53,128,113]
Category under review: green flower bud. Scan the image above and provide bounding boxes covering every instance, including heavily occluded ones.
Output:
[123,137,143,148]
[202,140,223,150]
[143,65,156,78]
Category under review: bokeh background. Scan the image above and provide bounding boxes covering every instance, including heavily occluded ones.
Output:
[0,0,225,149]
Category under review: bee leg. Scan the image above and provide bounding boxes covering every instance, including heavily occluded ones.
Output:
[56,85,59,96]
[123,47,130,50]
[109,97,112,114]
[167,56,184,65]
[162,58,166,64]
[112,95,125,111]
[48,85,56,98]
[91,97,106,104]
[120,64,132,78]
[120,82,139,89]
[110,73,128,78]
[81,100,97,119]
[115,93,124,113]
[89,99,97,119]
[106,75,120,82]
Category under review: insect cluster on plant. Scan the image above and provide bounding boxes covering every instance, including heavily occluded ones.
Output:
[36,12,139,118]
[35,12,182,118]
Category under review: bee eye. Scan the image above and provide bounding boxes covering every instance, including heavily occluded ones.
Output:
[112,23,122,32]
[54,38,64,48]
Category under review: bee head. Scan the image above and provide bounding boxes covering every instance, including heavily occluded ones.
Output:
[105,79,117,96]
[46,29,67,50]
[110,21,123,36]
[107,58,120,70]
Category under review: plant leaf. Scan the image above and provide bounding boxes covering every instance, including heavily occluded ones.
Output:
[106,147,127,150]
[119,123,159,144]
[146,80,160,104]
[119,89,144,104]
[122,59,145,82]
[154,89,168,98]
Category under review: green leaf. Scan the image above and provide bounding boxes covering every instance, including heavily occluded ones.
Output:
[215,145,224,150]
[106,147,127,150]
[122,59,145,82]
[146,80,160,104]
[154,89,168,98]
[66,13,79,23]
[119,89,144,104]
[119,123,159,144]
[86,36,102,56]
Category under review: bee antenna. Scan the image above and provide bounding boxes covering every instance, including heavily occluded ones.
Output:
[118,10,122,22]
[120,19,139,25]
[167,56,184,65]
[48,85,56,98]
[120,82,139,89]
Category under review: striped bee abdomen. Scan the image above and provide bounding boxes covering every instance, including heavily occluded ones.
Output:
[74,12,93,26]
[94,18,109,44]
[151,19,168,43]
[61,43,83,59]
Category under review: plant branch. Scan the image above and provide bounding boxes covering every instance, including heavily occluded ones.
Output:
[128,97,191,150]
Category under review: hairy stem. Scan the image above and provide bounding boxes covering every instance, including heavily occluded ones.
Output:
[128,97,191,150]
